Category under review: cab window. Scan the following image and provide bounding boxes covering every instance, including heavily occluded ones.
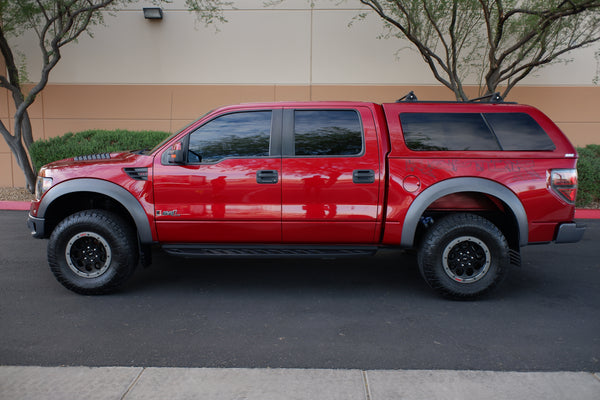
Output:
[187,111,272,163]
[294,110,363,156]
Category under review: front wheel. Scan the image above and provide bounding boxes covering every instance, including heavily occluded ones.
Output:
[47,210,138,295]
[418,213,510,299]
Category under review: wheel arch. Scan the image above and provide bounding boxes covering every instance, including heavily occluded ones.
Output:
[38,178,153,244]
[401,177,528,248]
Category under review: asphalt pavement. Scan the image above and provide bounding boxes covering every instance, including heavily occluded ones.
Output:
[1,209,599,399]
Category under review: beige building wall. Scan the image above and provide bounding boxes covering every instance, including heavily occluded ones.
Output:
[2,0,599,187]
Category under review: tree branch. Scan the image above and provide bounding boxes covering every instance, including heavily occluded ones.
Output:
[360,0,456,92]
[501,35,600,98]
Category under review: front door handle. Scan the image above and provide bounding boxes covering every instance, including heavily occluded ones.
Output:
[256,170,279,184]
[353,169,375,184]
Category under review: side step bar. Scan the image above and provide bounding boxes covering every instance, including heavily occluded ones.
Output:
[162,244,378,258]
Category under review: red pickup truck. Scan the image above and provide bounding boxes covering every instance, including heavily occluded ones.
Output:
[27,98,585,298]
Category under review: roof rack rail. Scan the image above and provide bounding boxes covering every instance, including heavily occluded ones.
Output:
[469,92,504,103]
[396,91,418,103]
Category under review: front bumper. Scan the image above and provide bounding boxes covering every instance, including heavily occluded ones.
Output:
[27,214,46,239]
[555,222,585,244]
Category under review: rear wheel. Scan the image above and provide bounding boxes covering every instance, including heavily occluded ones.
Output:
[418,213,510,299]
[47,210,138,294]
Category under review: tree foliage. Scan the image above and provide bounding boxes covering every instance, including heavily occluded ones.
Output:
[0,0,229,191]
[357,0,600,100]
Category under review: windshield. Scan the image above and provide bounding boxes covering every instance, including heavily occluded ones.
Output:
[141,109,217,155]
[142,132,178,155]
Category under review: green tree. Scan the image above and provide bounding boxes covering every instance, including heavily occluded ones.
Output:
[356,0,600,100]
[0,0,229,191]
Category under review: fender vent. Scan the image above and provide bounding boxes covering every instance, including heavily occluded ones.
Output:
[124,167,149,181]
[73,153,111,161]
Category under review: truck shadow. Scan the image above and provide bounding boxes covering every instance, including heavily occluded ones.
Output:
[127,248,432,297]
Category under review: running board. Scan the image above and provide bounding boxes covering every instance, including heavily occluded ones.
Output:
[162,244,378,258]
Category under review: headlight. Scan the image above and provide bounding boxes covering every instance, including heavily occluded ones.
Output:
[35,175,53,200]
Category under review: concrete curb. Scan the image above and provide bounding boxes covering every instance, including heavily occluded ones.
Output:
[0,367,599,400]
[575,209,600,219]
[0,201,30,211]
[3,201,600,218]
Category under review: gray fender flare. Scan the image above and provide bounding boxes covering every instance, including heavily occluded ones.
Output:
[38,178,153,244]
[400,177,528,248]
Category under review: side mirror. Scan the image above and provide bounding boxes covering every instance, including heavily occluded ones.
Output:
[167,142,185,164]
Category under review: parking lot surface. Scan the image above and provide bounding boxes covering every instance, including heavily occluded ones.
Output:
[1,210,599,371]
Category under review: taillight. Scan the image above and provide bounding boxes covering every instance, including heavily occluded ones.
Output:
[549,169,578,204]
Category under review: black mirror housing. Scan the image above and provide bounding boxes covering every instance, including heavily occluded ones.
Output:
[167,142,185,164]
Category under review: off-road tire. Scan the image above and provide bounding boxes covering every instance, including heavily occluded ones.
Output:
[418,213,510,299]
[47,209,138,295]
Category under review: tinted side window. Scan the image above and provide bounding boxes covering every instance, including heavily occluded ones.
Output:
[400,113,501,151]
[294,110,363,156]
[188,111,272,163]
[484,113,555,151]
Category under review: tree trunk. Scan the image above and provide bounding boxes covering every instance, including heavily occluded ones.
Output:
[0,24,36,190]
[1,128,36,192]
[10,91,35,149]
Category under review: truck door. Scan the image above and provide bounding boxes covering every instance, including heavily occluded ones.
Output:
[281,106,382,243]
[153,109,282,243]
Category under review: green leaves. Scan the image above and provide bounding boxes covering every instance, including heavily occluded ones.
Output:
[576,144,600,208]
[185,0,233,26]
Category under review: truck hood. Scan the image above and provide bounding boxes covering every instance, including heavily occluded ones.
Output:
[46,151,142,168]
[40,151,154,187]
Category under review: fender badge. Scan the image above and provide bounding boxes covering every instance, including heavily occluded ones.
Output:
[156,210,181,217]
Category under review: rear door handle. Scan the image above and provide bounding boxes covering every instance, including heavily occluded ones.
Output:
[256,170,279,184]
[353,169,375,184]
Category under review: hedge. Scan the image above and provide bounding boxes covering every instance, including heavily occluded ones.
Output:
[28,130,599,208]
[30,129,170,172]
[576,144,600,208]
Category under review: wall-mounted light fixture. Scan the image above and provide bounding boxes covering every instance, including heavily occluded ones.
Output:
[143,7,163,20]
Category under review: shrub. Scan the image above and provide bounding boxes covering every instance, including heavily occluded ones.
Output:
[30,129,170,171]
[577,145,600,208]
